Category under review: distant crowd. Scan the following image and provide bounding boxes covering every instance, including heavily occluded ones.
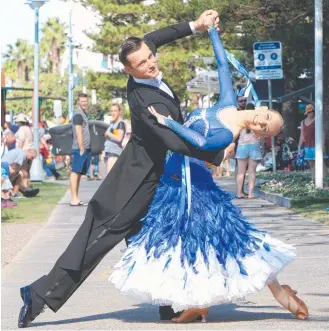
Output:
[1,96,131,209]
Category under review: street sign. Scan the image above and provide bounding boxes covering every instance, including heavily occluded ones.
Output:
[253,41,283,80]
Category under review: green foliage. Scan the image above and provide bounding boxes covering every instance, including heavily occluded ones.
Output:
[257,171,329,201]
[4,86,34,116]
[88,104,105,120]
[3,17,68,120]
[87,70,128,105]
[3,39,34,86]
[39,73,68,119]
[40,17,68,74]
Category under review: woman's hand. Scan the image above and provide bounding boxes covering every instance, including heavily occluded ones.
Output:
[224,143,235,159]
[148,106,172,126]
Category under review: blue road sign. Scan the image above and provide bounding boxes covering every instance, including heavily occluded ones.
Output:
[253,41,283,80]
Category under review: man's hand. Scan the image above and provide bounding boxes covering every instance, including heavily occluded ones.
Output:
[193,10,220,32]
[79,148,85,156]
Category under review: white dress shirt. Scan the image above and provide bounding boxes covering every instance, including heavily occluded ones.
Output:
[134,71,174,98]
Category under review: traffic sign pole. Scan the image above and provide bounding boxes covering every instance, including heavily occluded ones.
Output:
[268,79,276,172]
[315,0,323,189]
[254,41,283,173]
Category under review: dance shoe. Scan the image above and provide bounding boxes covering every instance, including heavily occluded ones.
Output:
[18,286,45,328]
[172,308,209,323]
[21,188,39,198]
[159,306,182,320]
[282,285,309,320]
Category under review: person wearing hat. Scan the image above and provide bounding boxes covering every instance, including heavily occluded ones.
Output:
[14,113,33,151]
[298,104,328,181]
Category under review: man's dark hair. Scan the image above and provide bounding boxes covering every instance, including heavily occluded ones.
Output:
[9,162,22,176]
[246,103,255,110]
[77,92,88,99]
[119,37,144,66]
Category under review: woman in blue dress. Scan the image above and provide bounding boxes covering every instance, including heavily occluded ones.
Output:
[109,25,308,323]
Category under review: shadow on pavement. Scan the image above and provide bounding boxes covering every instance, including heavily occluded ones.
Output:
[306,292,329,297]
[32,303,297,327]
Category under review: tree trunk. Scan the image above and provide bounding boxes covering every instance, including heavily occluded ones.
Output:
[282,100,299,141]
[52,40,58,74]
[282,78,299,141]
[17,60,23,87]
[56,47,61,74]
[24,64,29,82]
[192,93,199,109]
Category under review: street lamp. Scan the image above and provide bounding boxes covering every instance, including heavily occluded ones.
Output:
[68,10,74,120]
[26,0,48,181]
[203,57,215,107]
[314,0,323,189]
[82,66,88,94]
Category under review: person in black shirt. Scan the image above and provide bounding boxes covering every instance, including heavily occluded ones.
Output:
[70,93,91,206]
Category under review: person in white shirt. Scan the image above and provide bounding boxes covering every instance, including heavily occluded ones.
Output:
[14,114,33,151]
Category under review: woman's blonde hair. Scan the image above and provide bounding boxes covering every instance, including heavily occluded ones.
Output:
[110,103,122,112]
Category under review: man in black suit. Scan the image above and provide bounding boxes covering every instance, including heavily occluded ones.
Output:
[18,9,224,327]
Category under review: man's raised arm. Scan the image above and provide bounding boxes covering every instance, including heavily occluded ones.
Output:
[144,10,220,52]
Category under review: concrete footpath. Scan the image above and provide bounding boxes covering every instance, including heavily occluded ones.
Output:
[2,178,329,330]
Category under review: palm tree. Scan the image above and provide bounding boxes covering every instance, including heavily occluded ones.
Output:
[3,39,33,86]
[41,17,67,74]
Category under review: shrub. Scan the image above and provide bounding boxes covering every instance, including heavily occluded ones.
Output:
[257,171,329,201]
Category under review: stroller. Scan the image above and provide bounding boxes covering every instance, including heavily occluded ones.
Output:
[295,148,310,171]
[280,138,295,171]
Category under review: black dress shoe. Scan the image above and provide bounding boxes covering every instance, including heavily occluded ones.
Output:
[159,306,202,321]
[18,286,45,328]
[21,188,39,198]
[159,306,181,320]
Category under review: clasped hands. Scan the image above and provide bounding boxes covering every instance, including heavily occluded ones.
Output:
[193,9,220,32]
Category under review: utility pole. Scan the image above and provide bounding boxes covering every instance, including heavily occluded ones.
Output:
[268,79,276,173]
[68,10,74,120]
[26,0,47,181]
[82,67,87,94]
[314,0,323,189]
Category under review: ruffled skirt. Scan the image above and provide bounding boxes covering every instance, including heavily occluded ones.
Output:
[109,154,295,312]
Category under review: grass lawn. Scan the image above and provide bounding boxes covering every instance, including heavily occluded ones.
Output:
[292,202,329,225]
[1,182,68,224]
[257,171,329,224]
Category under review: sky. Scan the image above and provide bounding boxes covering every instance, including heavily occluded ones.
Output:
[0,0,100,58]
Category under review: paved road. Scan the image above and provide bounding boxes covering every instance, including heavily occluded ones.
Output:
[2,178,329,330]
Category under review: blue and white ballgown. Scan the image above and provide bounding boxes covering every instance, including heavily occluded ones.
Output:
[109,27,295,313]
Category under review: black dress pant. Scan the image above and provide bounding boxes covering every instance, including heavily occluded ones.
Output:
[31,176,159,312]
